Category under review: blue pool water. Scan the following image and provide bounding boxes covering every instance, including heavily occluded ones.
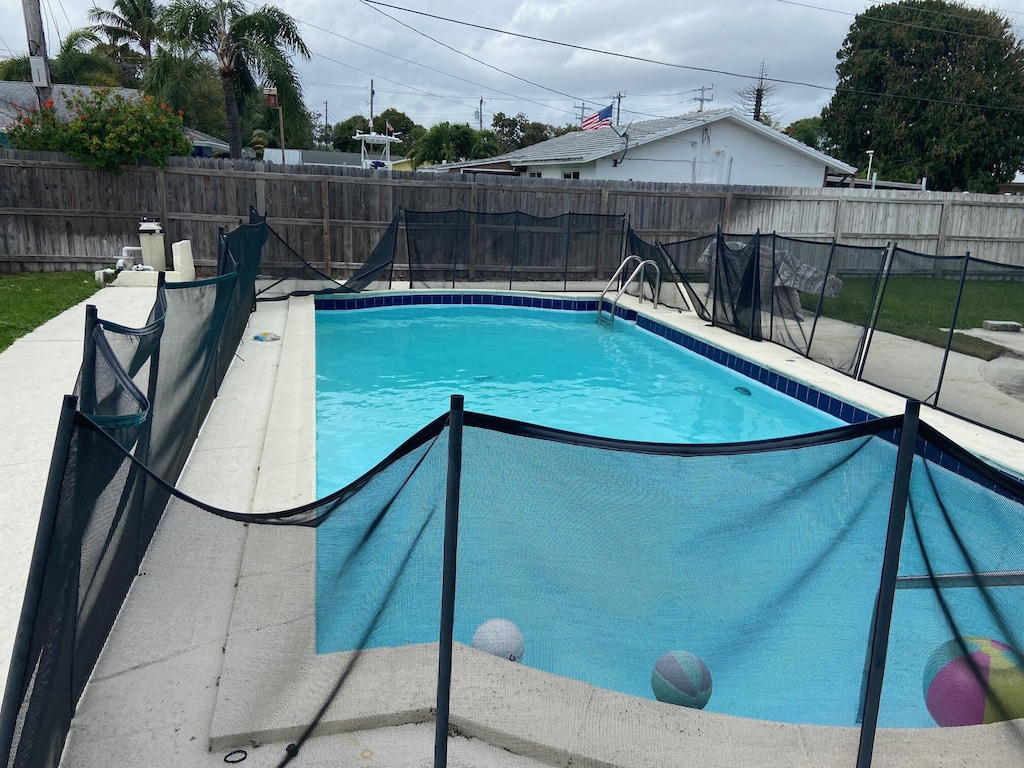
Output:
[314,304,1024,729]
[315,306,840,490]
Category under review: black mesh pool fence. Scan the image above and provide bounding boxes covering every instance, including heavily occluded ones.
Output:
[5,211,1024,768]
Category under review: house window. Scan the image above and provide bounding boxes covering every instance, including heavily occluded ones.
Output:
[528,172,542,178]
[562,170,580,180]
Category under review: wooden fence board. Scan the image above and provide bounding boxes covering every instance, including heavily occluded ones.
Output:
[3,150,1024,272]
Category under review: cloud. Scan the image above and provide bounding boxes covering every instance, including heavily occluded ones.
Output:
[4,0,1024,131]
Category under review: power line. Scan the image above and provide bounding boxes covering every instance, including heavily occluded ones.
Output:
[361,0,1024,115]
[777,0,1021,44]
[359,0,579,115]
[308,47,480,112]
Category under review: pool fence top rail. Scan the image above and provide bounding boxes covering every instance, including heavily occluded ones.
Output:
[5,149,1024,273]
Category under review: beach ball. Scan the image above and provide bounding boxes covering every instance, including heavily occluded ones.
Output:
[924,637,1024,726]
[472,618,524,662]
[651,650,712,709]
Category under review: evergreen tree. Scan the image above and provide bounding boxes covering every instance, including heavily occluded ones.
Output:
[821,0,1024,191]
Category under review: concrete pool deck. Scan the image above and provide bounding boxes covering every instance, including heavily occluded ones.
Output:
[2,284,1024,767]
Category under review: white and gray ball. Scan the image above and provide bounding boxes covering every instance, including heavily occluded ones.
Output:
[472,618,525,662]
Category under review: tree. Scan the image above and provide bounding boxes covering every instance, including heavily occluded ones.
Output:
[785,116,828,152]
[143,53,227,138]
[409,122,498,168]
[0,29,122,86]
[331,114,369,152]
[89,0,162,58]
[491,111,557,153]
[158,0,310,159]
[821,0,1024,192]
[733,60,779,125]
[88,0,163,83]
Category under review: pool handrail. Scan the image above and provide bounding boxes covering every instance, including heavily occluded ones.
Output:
[597,255,661,327]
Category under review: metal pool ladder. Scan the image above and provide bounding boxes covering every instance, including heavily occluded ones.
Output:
[596,255,661,327]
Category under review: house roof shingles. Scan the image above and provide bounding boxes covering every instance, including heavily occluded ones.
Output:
[447,107,856,176]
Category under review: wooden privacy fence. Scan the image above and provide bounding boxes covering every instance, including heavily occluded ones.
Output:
[3,150,1024,274]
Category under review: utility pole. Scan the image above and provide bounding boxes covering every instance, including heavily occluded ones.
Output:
[574,102,587,126]
[478,96,483,131]
[694,84,714,112]
[369,79,375,132]
[614,92,624,124]
[21,0,51,106]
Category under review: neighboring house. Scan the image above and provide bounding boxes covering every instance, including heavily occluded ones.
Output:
[0,81,225,157]
[438,107,856,187]
[187,128,229,157]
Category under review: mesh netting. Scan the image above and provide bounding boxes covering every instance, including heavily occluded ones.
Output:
[6,210,1024,768]
[403,209,626,289]
[859,248,969,404]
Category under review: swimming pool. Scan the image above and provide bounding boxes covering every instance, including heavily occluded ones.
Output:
[315,305,841,491]
[312,301,1024,730]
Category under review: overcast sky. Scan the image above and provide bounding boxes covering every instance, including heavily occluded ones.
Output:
[4,0,1024,131]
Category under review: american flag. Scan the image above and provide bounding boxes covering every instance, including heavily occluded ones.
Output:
[582,104,613,131]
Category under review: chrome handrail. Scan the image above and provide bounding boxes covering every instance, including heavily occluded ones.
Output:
[597,256,661,327]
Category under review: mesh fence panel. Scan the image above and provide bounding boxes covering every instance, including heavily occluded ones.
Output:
[764,236,837,358]
[882,422,1024,737]
[404,210,626,289]
[932,258,1024,440]
[859,248,968,404]
[12,207,1024,768]
[806,242,888,375]
[405,209,470,288]
[451,419,896,767]
[704,233,762,339]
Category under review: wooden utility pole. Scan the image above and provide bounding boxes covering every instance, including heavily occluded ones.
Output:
[21,0,52,106]
[614,92,624,124]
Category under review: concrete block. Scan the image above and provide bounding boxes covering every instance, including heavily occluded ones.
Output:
[982,320,1021,332]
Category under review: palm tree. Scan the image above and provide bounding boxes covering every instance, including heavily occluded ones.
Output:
[89,0,162,59]
[158,0,310,159]
[409,123,499,168]
[0,29,121,86]
[409,122,475,168]
[88,0,163,84]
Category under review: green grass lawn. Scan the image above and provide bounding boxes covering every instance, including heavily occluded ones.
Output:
[0,272,102,353]
[804,277,1024,361]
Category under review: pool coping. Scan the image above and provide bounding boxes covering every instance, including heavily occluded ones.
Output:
[208,289,1024,767]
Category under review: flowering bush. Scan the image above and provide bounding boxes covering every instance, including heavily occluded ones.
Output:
[5,99,66,152]
[7,89,193,172]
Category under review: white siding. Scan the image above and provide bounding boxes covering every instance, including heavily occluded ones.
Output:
[582,119,828,187]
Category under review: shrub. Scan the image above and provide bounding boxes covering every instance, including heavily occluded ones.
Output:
[7,88,193,172]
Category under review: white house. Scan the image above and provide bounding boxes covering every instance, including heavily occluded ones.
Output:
[440,107,856,187]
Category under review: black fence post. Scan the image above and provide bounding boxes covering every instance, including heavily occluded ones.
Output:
[80,305,98,414]
[434,394,465,768]
[855,242,894,381]
[933,253,971,407]
[855,399,920,768]
[0,394,79,763]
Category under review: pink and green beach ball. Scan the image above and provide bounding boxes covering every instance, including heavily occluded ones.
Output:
[924,637,1024,726]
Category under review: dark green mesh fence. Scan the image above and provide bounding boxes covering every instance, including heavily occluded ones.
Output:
[5,211,1024,768]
